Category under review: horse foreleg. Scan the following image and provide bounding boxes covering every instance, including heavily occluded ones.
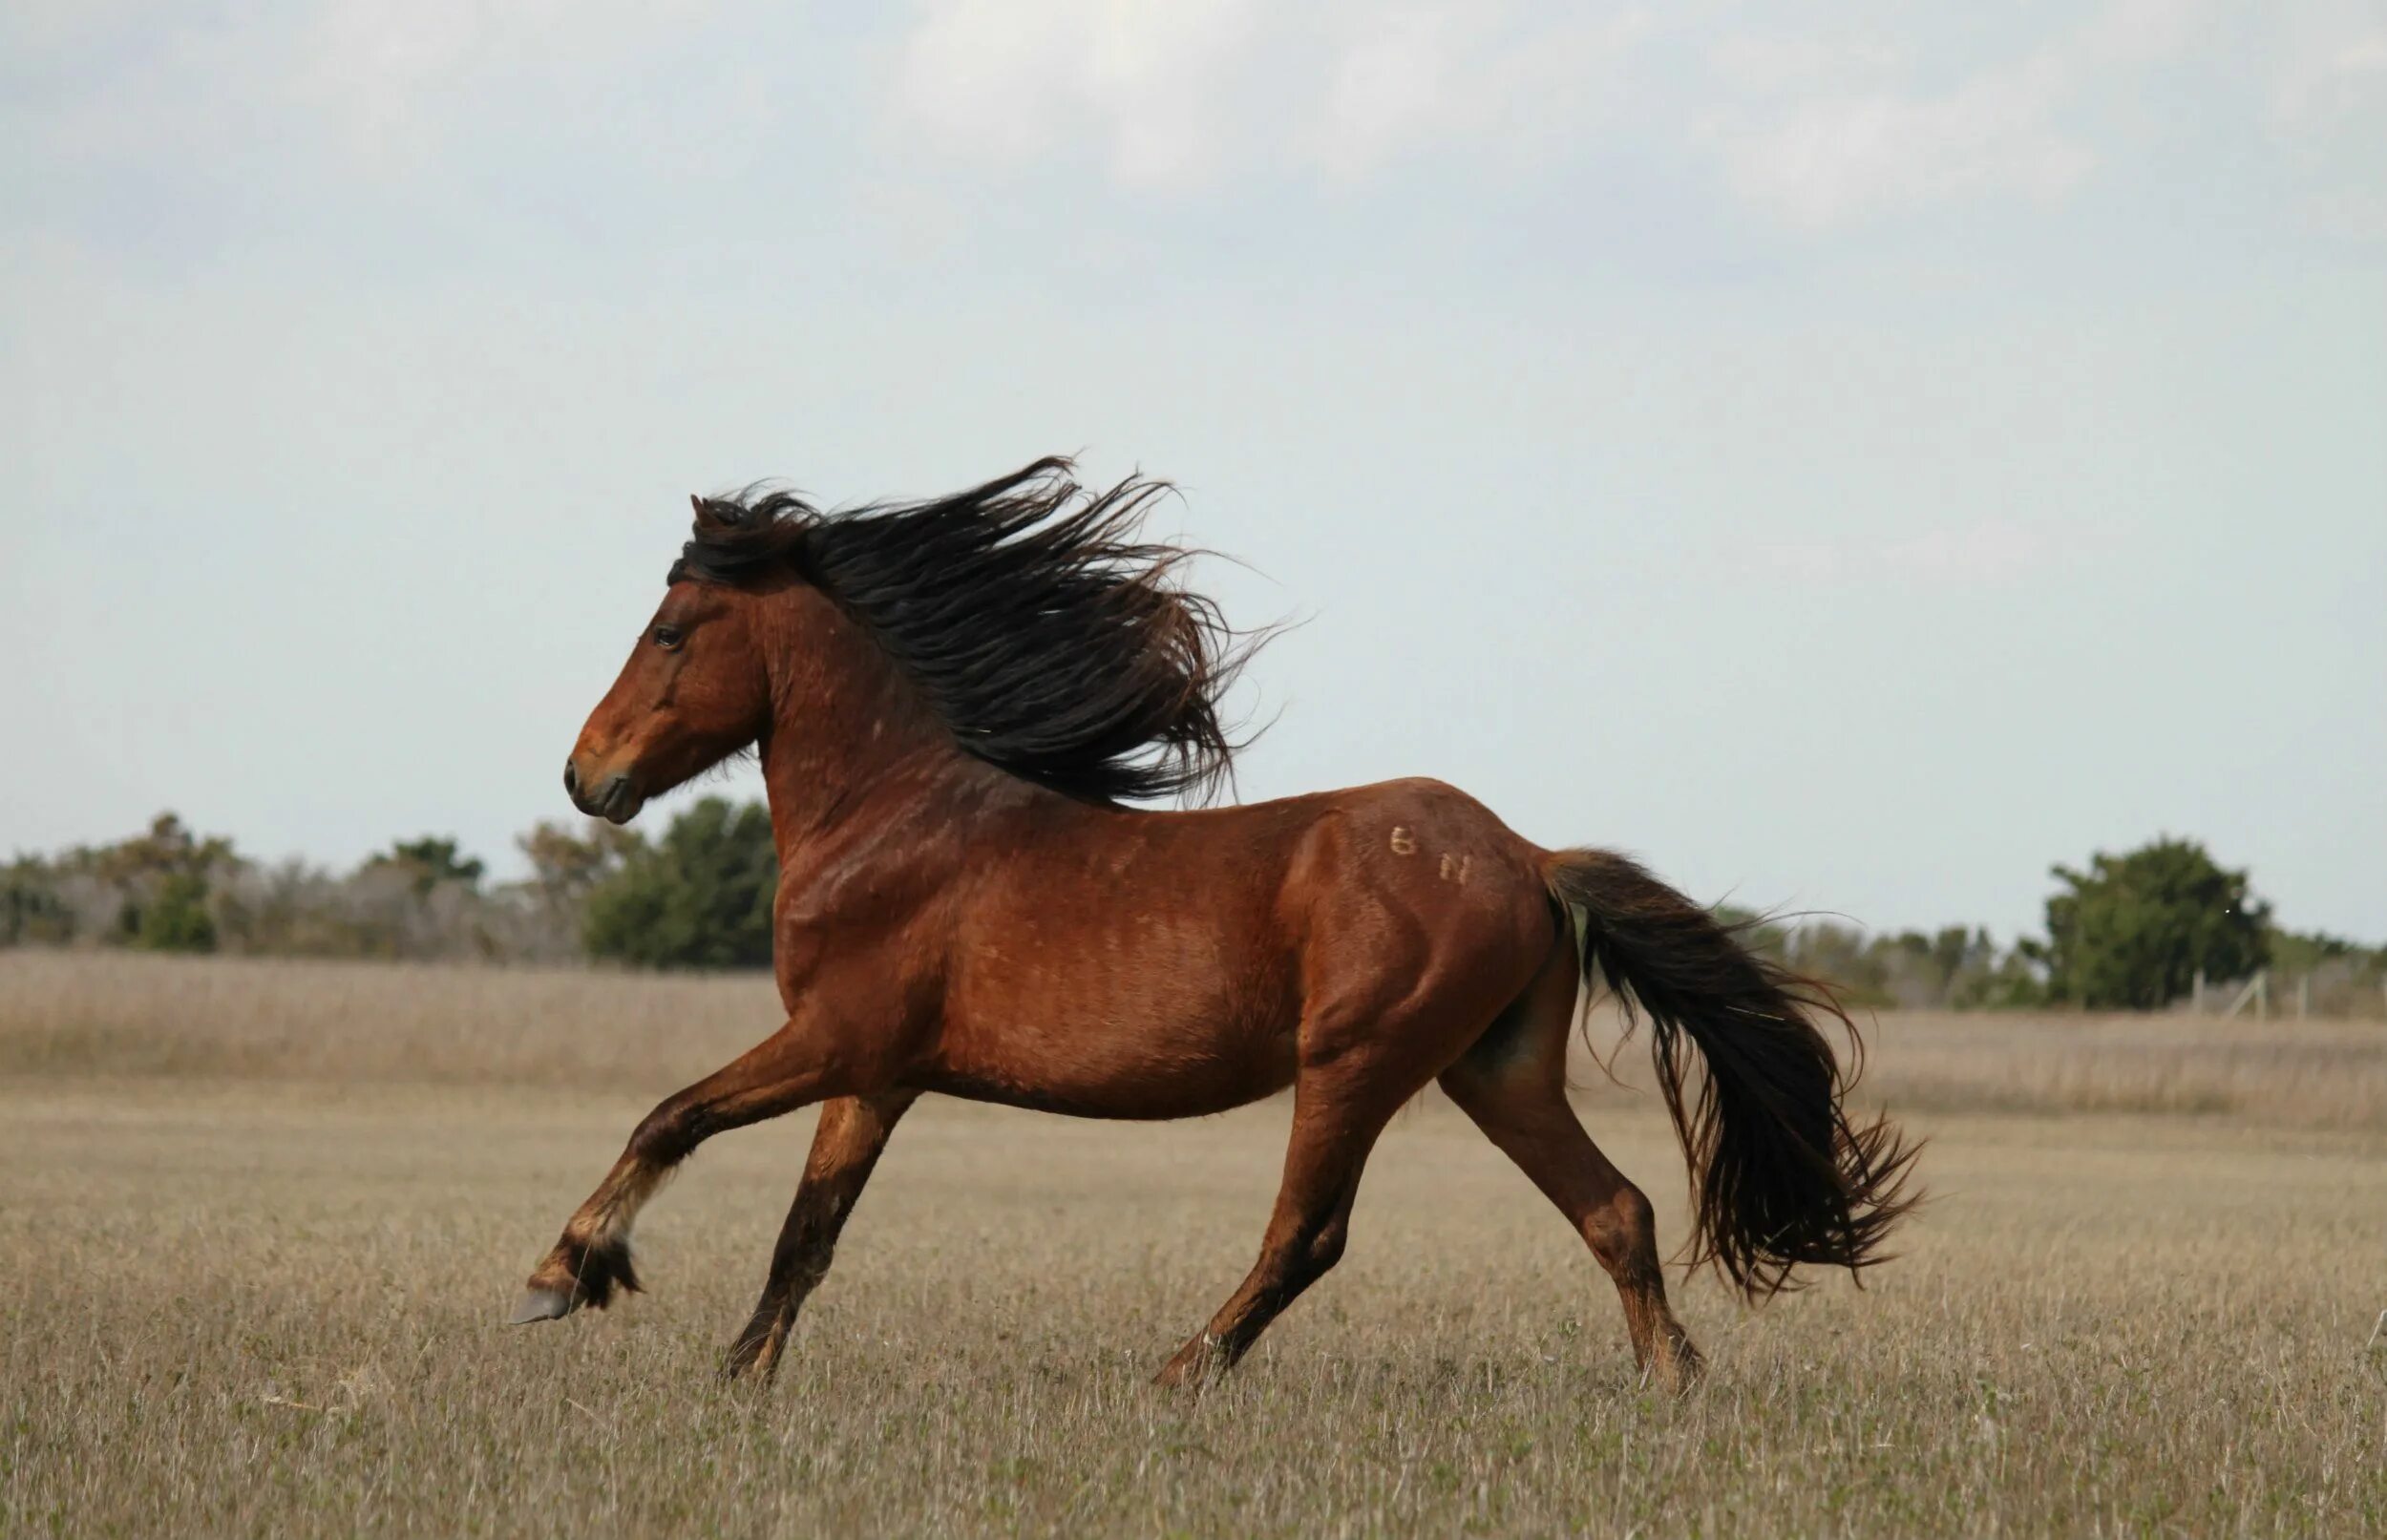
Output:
[1153,1075,1397,1387]
[720,1090,918,1382]
[510,1019,841,1324]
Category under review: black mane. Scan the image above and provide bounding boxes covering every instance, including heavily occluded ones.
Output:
[672,457,1259,805]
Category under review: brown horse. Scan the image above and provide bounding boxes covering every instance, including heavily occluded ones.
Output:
[512,458,1916,1391]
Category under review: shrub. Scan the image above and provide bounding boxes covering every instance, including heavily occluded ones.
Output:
[2028,837,2270,1009]
[582,798,777,969]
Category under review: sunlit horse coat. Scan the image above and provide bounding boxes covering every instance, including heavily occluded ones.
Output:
[513,459,1917,1391]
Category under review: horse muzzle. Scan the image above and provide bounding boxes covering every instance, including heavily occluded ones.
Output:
[563,759,646,825]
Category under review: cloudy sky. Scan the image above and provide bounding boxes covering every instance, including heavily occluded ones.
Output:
[5,0,2382,939]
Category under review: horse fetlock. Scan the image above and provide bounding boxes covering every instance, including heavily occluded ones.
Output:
[522,1231,643,1313]
[1649,1331,1705,1396]
[720,1315,791,1383]
[1152,1331,1236,1390]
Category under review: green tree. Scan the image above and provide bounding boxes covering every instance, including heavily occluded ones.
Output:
[582,798,777,969]
[1946,939,2047,1010]
[367,836,487,897]
[137,870,218,952]
[2,856,74,945]
[79,812,240,953]
[2266,927,2385,978]
[518,819,640,908]
[2029,837,2270,1009]
[1711,906,2045,1011]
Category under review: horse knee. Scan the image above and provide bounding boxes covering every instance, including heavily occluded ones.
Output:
[1309,1217,1349,1274]
[627,1099,703,1165]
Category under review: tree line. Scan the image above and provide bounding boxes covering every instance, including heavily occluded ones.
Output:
[1709,834,2379,1014]
[4,808,2379,1013]
[0,802,775,970]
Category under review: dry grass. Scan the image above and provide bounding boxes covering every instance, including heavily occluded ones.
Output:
[5,951,2385,1536]
[0,949,777,1089]
[7,950,2385,1128]
[1856,1010,2387,1128]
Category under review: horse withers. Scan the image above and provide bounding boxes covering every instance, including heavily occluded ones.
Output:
[511,459,1917,1391]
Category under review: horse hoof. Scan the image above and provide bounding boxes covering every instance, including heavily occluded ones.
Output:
[509,1288,576,1324]
[718,1347,767,1383]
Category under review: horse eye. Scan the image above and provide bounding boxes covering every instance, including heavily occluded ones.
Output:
[651,624,684,649]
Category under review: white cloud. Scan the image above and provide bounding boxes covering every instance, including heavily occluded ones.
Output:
[1716,58,2094,229]
[290,0,727,170]
[1702,8,2153,232]
[890,0,1268,189]
[14,0,2376,248]
[12,0,744,183]
[1304,8,1647,179]
[887,0,1647,189]
[1691,0,2380,243]
[1304,7,1463,180]
[882,0,2237,227]
[1703,0,2208,229]
[2267,2,2387,242]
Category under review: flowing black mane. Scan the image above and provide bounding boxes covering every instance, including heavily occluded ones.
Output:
[672,457,1258,805]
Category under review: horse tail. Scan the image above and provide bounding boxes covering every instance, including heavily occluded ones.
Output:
[1544,848,1920,1300]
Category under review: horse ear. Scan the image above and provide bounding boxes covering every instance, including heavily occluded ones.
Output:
[689,494,741,532]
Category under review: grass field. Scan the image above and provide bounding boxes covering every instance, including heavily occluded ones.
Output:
[6,952,2385,1536]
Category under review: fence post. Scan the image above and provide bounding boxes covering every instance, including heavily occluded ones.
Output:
[2193,968,2207,1012]
[2297,974,2310,1021]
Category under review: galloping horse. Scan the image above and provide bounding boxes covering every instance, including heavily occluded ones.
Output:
[513,459,1916,1391]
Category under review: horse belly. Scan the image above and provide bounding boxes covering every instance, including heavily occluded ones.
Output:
[933,909,1299,1120]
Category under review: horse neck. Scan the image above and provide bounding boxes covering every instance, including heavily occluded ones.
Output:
[752,587,982,852]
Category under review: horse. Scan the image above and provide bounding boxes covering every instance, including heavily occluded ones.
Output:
[511,457,1917,1392]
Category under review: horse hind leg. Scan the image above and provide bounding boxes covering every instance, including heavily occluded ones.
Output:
[1446,1071,1702,1391]
[1155,948,1513,1387]
[1440,951,1703,1392]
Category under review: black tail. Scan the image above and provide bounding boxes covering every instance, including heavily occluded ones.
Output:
[1546,849,1919,1300]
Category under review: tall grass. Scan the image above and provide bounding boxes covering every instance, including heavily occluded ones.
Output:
[5,950,2383,1129]
[0,949,771,1087]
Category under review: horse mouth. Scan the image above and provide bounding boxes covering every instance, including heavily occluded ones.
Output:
[596,777,645,825]
[567,769,646,825]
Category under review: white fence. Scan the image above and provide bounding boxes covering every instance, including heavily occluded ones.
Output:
[2185,965,2387,1021]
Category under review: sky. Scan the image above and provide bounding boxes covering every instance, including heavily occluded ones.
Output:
[3,0,2382,941]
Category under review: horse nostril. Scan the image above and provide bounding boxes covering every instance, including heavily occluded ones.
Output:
[562,761,581,798]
